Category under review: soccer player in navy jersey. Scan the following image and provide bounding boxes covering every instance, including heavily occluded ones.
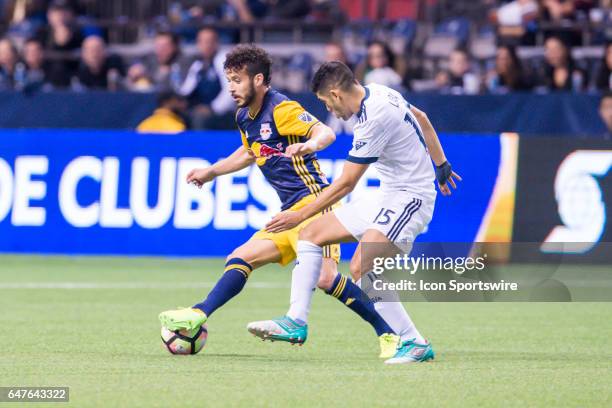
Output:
[159,45,400,358]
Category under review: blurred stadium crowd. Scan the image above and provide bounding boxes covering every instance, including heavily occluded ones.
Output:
[0,0,611,129]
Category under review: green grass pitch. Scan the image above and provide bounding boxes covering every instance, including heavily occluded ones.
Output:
[0,255,611,407]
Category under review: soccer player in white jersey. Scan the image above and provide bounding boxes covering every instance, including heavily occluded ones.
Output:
[247,61,461,364]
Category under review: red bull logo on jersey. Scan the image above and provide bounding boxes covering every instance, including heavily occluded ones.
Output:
[259,143,284,158]
[251,142,285,166]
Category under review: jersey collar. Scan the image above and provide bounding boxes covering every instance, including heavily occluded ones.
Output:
[355,86,370,120]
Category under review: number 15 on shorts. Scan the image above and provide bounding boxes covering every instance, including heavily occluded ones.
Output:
[373,208,396,225]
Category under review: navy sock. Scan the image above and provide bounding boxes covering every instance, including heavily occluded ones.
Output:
[326,274,394,336]
[193,258,252,317]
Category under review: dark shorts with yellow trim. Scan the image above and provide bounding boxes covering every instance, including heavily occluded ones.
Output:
[251,193,341,266]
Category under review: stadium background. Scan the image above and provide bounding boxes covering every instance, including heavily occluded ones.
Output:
[0,0,610,259]
[1,1,611,407]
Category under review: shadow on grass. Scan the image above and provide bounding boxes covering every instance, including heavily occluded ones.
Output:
[202,353,335,363]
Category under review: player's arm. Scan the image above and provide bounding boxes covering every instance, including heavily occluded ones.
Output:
[273,100,336,156]
[186,145,255,188]
[410,105,462,196]
[283,122,336,157]
[265,160,368,233]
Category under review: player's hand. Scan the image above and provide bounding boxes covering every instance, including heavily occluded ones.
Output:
[435,161,462,196]
[283,141,316,158]
[186,167,215,188]
[265,210,305,233]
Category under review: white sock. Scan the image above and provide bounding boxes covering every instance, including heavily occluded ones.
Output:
[358,272,425,343]
[286,240,323,324]
[373,302,425,343]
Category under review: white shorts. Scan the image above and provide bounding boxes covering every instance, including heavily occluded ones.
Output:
[334,191,435,253]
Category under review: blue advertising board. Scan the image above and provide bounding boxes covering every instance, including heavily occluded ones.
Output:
[0,130,502,257]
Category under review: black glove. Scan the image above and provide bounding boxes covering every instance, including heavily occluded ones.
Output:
[435,161,452,185]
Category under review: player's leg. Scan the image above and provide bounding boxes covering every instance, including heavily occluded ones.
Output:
[305,197,400,355]
[317,255,399,358]
[317,257,397,337]
[246,212,355,344]
[192,239,281,317]
[285,212,354,325]
[247,237,398,350]
[351,195,435,364]
[281,194,380,326]
[159,239,281,331]
[350,229,426,345]
[247,205,398,350]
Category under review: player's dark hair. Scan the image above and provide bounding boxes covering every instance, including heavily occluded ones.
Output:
[311,61,356,94]
[223,44,272,85]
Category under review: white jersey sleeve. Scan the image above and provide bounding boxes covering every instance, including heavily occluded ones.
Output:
[346,114,390,164]
[346,88,391,164]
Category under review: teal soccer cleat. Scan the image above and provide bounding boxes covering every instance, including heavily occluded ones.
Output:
[384,339,435,365]
[247,316,308,345]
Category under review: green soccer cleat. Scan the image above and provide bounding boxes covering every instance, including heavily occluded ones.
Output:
[378,333,401,359]
[247,316,308,345]
[159,307,208,332]
[384,339,435,365]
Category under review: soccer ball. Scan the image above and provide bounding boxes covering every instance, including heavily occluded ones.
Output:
[161,324,208,355]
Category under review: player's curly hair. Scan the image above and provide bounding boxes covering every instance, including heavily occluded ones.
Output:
[224,44,272,85]
[311,61,356,94]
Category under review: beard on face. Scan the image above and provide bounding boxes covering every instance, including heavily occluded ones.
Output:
[237,80,256,108]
